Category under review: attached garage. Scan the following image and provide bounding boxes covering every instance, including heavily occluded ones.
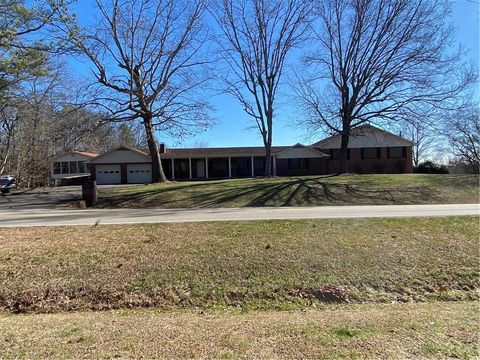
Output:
[89,146,152,185]
[96,165,121,184]
[127,164,152,184]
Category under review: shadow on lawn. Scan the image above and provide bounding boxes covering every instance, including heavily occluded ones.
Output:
[97,176,437,208]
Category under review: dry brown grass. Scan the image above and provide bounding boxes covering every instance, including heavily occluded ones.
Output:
[0,217,478,313]
[0,302,478,359]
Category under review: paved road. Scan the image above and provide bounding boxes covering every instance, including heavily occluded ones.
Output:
[0,204,478,227]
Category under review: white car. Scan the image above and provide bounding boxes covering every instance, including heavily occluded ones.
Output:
[0,175,17,194]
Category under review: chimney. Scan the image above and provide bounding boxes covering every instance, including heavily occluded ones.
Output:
[159,143,166,154]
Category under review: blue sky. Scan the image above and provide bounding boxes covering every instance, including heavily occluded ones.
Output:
[70,0,479,148]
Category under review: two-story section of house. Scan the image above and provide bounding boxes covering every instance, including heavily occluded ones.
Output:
[312,124,413,174]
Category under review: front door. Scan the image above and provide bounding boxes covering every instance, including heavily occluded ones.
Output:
[195,159,205,178]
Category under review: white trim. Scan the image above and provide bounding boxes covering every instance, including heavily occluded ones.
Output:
[171,158,175,180]
[205,157,209,179]
[188,158,192,179]
[228,157,232,178]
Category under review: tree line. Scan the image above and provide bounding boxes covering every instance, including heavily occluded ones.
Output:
[1,0,478,186]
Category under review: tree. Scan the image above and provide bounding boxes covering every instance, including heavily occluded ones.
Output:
[446,110,479,174]
[213,0,313,176]
[54,0,213,182]
[0,0,68,95]
[295,0,475,173]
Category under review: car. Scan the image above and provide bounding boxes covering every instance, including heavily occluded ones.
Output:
[0,175,17,194]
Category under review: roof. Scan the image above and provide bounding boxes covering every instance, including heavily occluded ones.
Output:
[158,146,291,158]
[52,150,100,161]
[72,150,99,158]
[89,145,151,163]
[276,143,330,159]
[311,124,414,149]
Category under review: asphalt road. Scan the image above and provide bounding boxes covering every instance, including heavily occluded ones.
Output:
[0,204,478,227]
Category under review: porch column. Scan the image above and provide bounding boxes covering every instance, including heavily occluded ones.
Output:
[251,156,254,177]
[171,158,175,180]
[272,155,277,176]
[205,157,209,179]
[188,158,192,180]
[228,157,232,178]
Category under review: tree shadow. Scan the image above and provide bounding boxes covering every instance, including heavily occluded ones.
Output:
[96,175,445,209]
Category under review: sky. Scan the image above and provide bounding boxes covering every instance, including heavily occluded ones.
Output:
[69,0,480,149]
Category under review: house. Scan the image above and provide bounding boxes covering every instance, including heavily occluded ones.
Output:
[312,124,414,174]
[52,124,413,185]
[51,150,99,185]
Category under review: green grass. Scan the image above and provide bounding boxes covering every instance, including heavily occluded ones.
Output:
[0,216,478,313]
[0,302,478,359]
[96,174,480,208]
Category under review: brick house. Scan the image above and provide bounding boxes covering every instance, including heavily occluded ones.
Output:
[54,124,413,184]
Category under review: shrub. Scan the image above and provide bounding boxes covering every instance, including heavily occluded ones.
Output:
[414,161,449,174]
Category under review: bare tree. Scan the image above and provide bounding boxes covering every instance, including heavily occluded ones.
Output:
[295,0,475,173]
[446,108,480,174]
[55,0,213,182]
[213,0,313,176]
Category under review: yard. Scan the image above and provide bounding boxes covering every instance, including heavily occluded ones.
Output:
[0,216,477,313]
[96,174,480,208]
[1,302,477,358]
[0,216,478,358]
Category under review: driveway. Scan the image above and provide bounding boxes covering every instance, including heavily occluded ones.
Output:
[0,204,478,227]
[0,186,82,210]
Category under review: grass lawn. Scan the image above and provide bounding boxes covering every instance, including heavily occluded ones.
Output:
[0,216,477,313]
[96,174,480,208]
[1,302,478,359]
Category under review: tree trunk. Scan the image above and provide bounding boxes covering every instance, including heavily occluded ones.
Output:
[339,123,350,174]
[264,143,272,177]
[143,115,167,183]
[264,113,273,177]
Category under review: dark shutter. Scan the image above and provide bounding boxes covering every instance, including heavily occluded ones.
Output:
[305,158,310,169]
[361,148,364,159]
[288,159,292,170]
[347,149,351,160]
[376,147,381,159]
[402,147,407,158]
[387,148,391,159]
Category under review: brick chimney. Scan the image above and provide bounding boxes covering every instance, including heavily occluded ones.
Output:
[159,143,166,154]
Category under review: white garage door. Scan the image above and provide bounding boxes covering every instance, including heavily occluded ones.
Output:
[96,165,121,184]
[127,164,152,184]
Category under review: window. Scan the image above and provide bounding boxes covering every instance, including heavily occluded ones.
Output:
[78,161,86,173]
[387,147,406,159]
[361,147,381,159]
[329,149,350,160]
[69,161,78,174]
[61,162,69,174]
[288,158,310,170]
[53,162,61,174]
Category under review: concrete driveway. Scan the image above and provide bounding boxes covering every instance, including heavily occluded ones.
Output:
[0,186,82,210]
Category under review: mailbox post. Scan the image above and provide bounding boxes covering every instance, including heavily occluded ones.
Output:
[82,179,97,207]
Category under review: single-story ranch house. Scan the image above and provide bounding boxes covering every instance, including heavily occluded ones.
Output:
[51,124,413,185]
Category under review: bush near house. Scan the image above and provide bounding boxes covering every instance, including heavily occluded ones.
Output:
[414,161,449,174]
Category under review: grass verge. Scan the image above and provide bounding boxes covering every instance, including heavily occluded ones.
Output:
[0,302,478,359]
[0,216,478,313]
[96,174,480,208]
